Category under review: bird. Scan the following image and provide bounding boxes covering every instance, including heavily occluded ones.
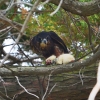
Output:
[30,31,69,58]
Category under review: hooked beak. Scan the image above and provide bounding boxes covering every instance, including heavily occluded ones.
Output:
[40,39,47,49]
[41,39,47,44]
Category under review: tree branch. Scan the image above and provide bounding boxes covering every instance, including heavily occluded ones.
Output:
[0,47,100,76]
[42,0,100,16]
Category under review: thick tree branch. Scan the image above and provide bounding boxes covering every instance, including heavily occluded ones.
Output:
[42,0,100,16]
[0,47,100,76]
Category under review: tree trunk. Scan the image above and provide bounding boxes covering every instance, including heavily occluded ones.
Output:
[0,64,99,100]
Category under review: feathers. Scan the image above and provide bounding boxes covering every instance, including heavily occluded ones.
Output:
[30,31,69,58]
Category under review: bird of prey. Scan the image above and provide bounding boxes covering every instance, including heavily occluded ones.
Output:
[30,31,69,58]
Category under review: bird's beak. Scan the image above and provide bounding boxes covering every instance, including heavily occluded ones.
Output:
[41,39,47,44]
[40,39,47,49]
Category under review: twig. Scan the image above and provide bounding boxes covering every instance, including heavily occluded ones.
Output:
[5,1,33,12]
[50,0,63,16]
[0,27,12,38]
[0,91,11,100]
[67,13,85,37]
[11,36,34,66]
[96,26,100,39]
[41,0,50,7]
[88,61,100,100]
[42,73,52,100]
[2,82,12,100]
[15,76,39,99]
[33,15,40,26]
[79,67,84,85]
[0,76,12,100]
[83,17,95,53]
[42,71,55,100]
[48,83,56,95]
[0,26,11,33]
[5,0,14,13]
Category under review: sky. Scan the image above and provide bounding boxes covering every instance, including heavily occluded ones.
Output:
[3,38,42,66]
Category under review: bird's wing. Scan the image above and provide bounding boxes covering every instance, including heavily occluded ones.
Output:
[48,31,69,53]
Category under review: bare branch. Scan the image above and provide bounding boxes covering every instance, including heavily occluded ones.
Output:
[0,26,11,33]
[0,76,12,100]
[79,67,84,85]
[83,17,95,53]
[15,76,39,99]
[42,72,52,100]
[50,0,63,16]
[1,0,33,12]
[48,83,56,95]
[41,0,50,7]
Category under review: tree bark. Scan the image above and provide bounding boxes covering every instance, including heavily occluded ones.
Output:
[42,0,100,16]
[0,64,98,100]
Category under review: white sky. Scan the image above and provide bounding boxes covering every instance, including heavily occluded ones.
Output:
[3,38,42,66]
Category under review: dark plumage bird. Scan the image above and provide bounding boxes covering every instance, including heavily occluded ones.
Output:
[30,31,69,58]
